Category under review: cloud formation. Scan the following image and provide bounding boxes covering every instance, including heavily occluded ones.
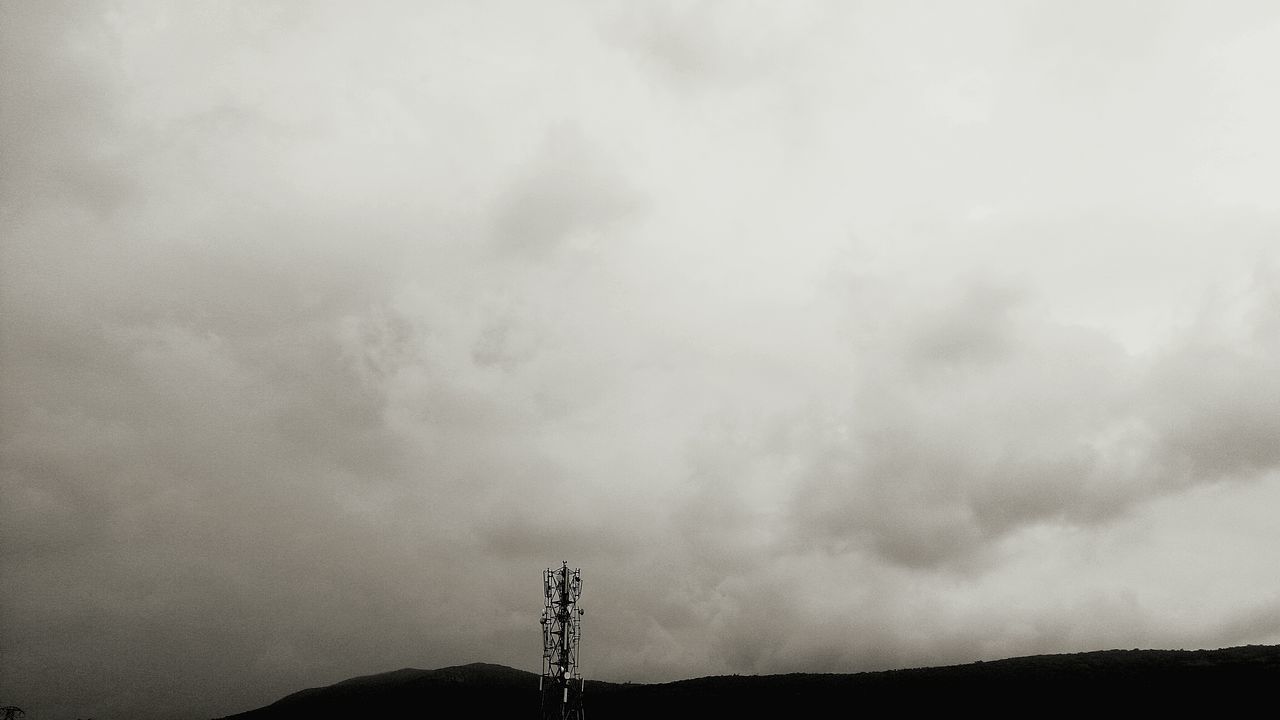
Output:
[4,2,1280,719]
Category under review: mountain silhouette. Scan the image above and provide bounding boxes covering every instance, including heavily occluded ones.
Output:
[217,644,1280,718]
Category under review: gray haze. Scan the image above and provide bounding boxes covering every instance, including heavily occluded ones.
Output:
[4,2,1280,718]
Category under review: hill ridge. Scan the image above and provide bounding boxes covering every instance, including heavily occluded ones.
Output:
[219,644,1280,719]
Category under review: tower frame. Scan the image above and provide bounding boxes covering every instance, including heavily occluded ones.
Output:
[540,562,584,720]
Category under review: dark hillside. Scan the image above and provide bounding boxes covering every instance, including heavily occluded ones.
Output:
[219,645,1280,718]
[220,663,559,719]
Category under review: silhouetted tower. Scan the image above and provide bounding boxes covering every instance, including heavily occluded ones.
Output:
[540,562,584,720]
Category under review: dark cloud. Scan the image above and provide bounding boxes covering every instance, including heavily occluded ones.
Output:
[605,2,827,90]
[781,271,1280,569]
[491,125,644,258]
[0,1,132,215]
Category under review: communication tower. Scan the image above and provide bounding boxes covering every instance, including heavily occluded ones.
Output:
[540,562,584,720]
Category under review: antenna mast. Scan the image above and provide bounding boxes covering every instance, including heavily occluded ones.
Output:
[540,562,584,720]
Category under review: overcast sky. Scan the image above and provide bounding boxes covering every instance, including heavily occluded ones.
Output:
[4,1,1280,718]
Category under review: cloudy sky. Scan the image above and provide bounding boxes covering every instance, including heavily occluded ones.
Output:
[4,1,1280,717]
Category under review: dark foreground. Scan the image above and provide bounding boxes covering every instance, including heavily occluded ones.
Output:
[219,644,1280,718]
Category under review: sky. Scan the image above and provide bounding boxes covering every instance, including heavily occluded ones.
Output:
[3,1,1280,718]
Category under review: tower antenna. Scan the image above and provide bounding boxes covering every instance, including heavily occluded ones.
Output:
[540,562,584,720]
